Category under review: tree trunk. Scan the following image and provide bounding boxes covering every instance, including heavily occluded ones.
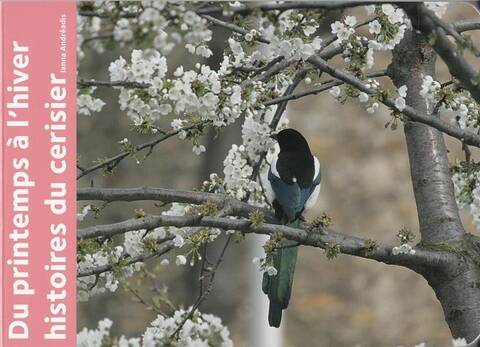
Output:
[388,29,480,342]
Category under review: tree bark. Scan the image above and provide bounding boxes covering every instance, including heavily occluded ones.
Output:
[389,29,480,341]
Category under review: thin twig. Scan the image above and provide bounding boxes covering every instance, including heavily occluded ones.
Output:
[82,33,114,46]
[77,123,203,179]
[456,119,473,163]
[170,235,232,339]
[125,283,169,316]
[78,10,140,18]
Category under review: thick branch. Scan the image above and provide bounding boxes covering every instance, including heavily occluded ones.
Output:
[388,28,480,342]
[77,186,274,222]
[77,187,456,269]
[452,20,480,33]
[78,10,139,18]
[388,29,464,243]
[196,1,377,15]
[78,79,150,89]
[77,213,455,270]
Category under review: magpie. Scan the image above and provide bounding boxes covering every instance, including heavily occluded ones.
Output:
[262,128,321,328]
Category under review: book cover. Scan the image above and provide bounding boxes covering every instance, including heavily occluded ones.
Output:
[2,1,480,347]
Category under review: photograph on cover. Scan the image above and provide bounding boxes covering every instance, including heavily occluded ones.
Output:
[75,2,480,347]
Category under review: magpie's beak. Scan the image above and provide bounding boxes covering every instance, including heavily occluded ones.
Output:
[270,133,278,141]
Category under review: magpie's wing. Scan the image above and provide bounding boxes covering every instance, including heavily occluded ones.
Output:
[267,152,321,220]
[268,169,301,221]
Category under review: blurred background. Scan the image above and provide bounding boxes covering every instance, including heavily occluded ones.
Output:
[77,3,480,346]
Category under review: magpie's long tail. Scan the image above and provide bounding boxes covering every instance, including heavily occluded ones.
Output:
[262,219,299,328]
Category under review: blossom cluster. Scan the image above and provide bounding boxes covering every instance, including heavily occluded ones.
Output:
[143,309,232,347]
[394,85,408,112]
[226,10,323,65]
[77,87,106,116]
[78,1,212,58]
[77,243,141,301]
[413,337,471,347]
[452,162,480,230]
[420,75,480,130]
[78,201,227,300]
[420,73,480,231]
[77,204,92,222]
[367,5,408,51]
[77,310,233,347]
[77,318,140,347]
[109,49,168,126]
[108,47,256,147]
[77,13,105,59]
[252,256,277,276]
[392,243,416,256]
[328,4,413,79]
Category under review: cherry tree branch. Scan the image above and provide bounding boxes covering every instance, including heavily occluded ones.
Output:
[306,56,480,148]
[196,1,378,15]
[262,70,387,107]
[78,79,150,89]
[400,3,480,104]
[77,187,457,270]
[200,8,480,148]
[77,186,274,222]
[78,211,456,270]
[82,33,114,46]
[421,8,480,56]
[451,20,480,33]
[202,11,345,62]
[78,10,140,18]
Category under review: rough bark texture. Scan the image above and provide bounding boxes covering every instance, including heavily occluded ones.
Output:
[388,29,480,341]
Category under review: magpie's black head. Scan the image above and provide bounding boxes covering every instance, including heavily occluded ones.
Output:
[272,128,311,153]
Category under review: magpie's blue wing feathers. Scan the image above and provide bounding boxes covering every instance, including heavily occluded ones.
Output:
[268,169,321,222]
[268,170,301,221]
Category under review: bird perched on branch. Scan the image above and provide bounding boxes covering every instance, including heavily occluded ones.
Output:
[262,128,321,327]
